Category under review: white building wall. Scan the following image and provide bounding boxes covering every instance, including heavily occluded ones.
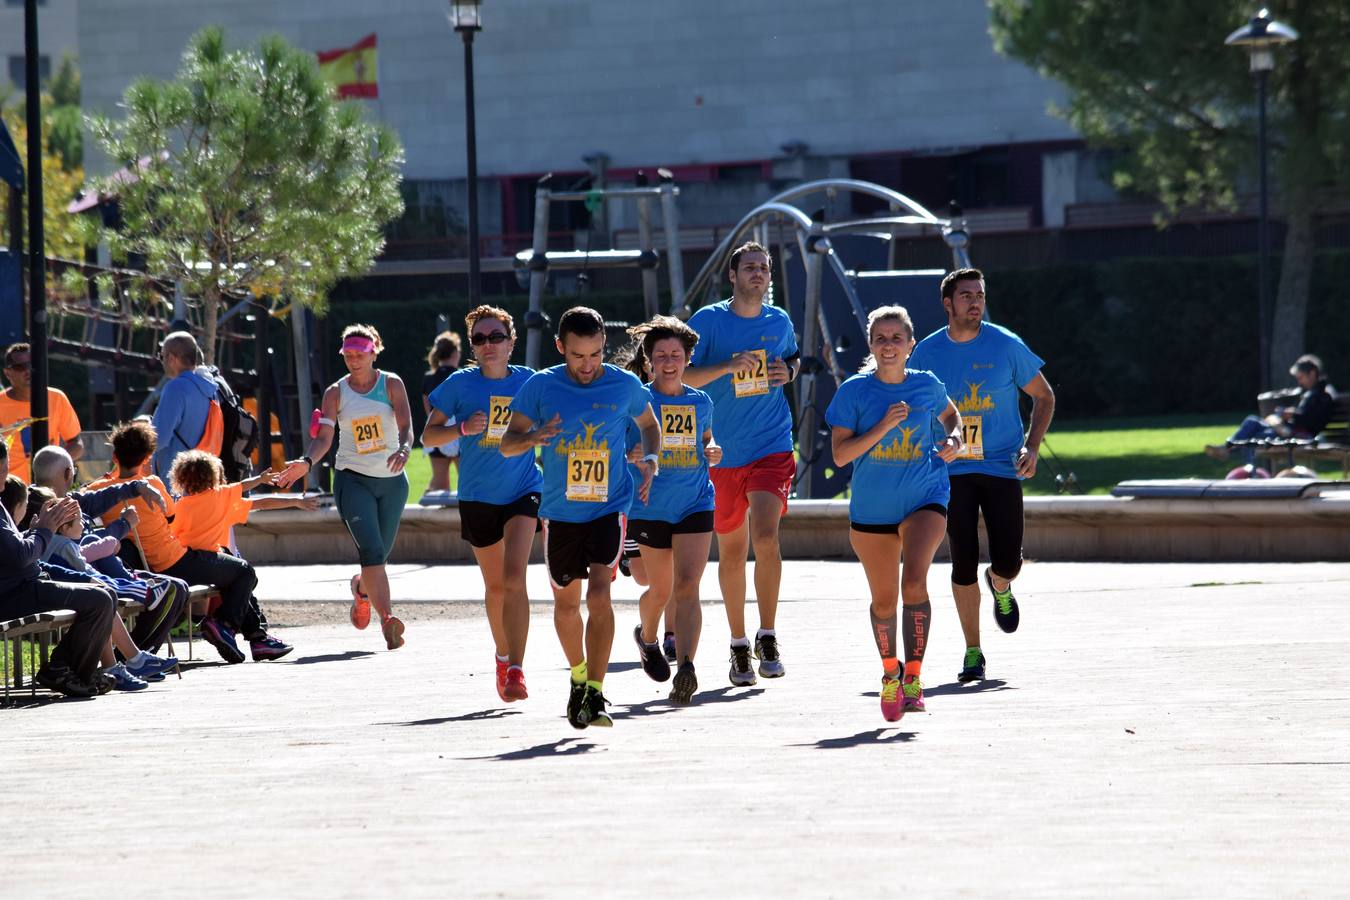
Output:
[77,0,1078,180]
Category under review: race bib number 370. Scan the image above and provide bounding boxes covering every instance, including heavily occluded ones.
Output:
[566,448,608,502]
[733,349,769,398]
[352,415,387,455]
[483,395,513,448]
[957,415,984,461]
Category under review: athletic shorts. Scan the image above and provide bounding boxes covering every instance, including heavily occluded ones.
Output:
[850,503,948,534]
[622,536,642,560]
[428,440,460,460]
[710,450,796,534]
[543,512,626,589]
[629,509,716,549]
[458,492,541,548]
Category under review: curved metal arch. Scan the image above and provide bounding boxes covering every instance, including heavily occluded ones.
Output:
[677,202,818,317]
[761,179,944,225]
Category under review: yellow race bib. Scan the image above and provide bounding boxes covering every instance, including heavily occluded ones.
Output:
[483,395,513,448]
[351,415,387,455]
[566,448,609,502]
[661,404,697,451]
[957,415,984,461]
[733,349,770,398]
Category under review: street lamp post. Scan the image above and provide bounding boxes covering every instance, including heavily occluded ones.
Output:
[23,0,48,452]
[1226,8,1298,391]
[451,0,483,306]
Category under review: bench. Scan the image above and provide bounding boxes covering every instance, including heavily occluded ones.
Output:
[1228,394,1350,478]
[2,584,220,701]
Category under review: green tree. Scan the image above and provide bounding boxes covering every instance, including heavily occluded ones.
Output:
[1,107,86,260]
[89,27,405,362]
[989,0,1350,386]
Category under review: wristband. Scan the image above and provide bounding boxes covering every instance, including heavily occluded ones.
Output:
[300,455,313,469]
[458,420,467,437]
[641,452,660,476]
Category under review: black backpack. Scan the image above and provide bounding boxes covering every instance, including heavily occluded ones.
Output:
[205,367,260,483]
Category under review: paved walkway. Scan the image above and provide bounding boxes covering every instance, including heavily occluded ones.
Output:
[6,561,1349,898]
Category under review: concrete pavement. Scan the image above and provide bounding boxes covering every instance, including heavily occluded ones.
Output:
[5,560,1349,898]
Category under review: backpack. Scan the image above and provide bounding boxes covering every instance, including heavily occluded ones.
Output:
[177,368,259,482]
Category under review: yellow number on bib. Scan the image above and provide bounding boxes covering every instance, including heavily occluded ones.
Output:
[733,349,769,398]
[483,395,513,448]
[351,415,387,455]
[661,404,697,450]
[566,448,608,502]
[958,415,984,461]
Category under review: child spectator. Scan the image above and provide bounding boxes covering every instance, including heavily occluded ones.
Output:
[167,449,315,664]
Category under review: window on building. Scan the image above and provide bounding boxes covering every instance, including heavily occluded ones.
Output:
[7,54,51,90]
[5,0,48,7]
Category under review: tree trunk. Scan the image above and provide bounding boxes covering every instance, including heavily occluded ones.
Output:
[203,282,220,366]
[1270,201,1314,389]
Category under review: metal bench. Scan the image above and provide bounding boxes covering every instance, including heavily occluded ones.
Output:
[1228,395,1350,478]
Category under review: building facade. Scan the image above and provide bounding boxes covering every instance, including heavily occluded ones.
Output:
[1,0,77,96]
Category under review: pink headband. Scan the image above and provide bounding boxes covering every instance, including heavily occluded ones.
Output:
[341,336,376,354]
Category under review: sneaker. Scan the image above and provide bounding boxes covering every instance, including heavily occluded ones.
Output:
[566,679,589,729]
[144,578,174,613]
[880,674,904,722]
[382,616,406,650]
[958,647,986,683]
[634,625,672,682]
[754,633,785,678]
[984,567,1020,634]
[250,634,294,662]
[105,663,149,692]
[669,660,697,705]
[93,672,116,695]
[200,617,246,664]
[618,555,632,579]
[35,665,98,698]
[125,652,178,679]
[662,632,677,664]
[495,657,510,701]
[581,685,613,727]
[728,643,757,686]
[1203,443,1231,461]
[349,574,371,630]
[503,667,528,702]
[902,675,926,713]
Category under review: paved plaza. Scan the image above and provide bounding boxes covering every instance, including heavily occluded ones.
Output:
[7,560,1350,898]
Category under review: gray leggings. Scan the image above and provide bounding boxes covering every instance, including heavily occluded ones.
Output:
[333,469,409,567]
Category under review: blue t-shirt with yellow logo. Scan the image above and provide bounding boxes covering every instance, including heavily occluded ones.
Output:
[631,384,716,524]
[427,365,542,505]
[908,323,1044,480]
[510,364,651,523]
[826,371,951,524]
[688,299,798,468]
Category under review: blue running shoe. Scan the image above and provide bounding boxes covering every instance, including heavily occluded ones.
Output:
[958,647,986,683]
[105,663,149,692]
[200,617,245,664]
[126,652,178,679]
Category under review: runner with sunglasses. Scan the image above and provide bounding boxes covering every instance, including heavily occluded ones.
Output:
[423,306,541,702]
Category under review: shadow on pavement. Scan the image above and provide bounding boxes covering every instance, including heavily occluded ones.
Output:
[385,708,524,727]
[857,679,1013,699]
[619,686,766,719]
[1,693,97,709]
[289,650,377,666]
[792,728,915,750]
[462,738,602,761]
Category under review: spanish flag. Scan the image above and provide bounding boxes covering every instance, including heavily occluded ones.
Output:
[317,33,378,99]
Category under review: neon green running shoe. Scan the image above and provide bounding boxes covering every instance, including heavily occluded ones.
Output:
[959,647,986,682]
[902,675,925,713]
[984,566,1020,633]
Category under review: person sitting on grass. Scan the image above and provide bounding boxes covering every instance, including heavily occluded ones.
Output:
[18,484,178,691]
[0,438,117,699]
[167,450,316,664]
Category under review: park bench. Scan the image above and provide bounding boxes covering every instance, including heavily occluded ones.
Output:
[2,583,220,701]
[1226,393,1350,478]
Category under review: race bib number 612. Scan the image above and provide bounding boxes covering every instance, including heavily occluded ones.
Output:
[733,349,769,398]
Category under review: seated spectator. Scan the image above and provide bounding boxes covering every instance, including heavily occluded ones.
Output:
[169,443,315,663]
[0,439,117,698]
[32,443,186,654]
[18,485,178,691]
[1206,355,1339,465]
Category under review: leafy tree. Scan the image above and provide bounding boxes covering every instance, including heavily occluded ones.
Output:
[989,0,1350,386]
[1,106,86,260]
[89,27,404,362]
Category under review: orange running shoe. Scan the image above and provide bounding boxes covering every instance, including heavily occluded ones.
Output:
[349,574,371,630]
[503,666,528,702]
[382,615,405,650]
[495,657,510,701]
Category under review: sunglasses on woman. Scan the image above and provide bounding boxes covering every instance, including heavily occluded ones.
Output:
[470,332,510,346]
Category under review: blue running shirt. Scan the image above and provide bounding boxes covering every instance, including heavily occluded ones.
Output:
[825,371,951,524]
[688,300,798,469]
[510,364,651,523]
[427,365,542,504]
[631,384,716,524]
[908,323,1044,480]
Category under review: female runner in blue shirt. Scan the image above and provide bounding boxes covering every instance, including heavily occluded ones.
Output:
[826,306,962,723]
[621,316,721,705]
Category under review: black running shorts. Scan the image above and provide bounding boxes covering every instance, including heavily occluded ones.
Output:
[543,512,626,588]
[458,493,541,548]
[629,509,716,549]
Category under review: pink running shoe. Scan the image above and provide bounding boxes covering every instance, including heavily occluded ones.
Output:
[902,675,926,713]
[880,675,904,722]
[349,574,371,630]
[503,666,528,702]
[495,657,510,701]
